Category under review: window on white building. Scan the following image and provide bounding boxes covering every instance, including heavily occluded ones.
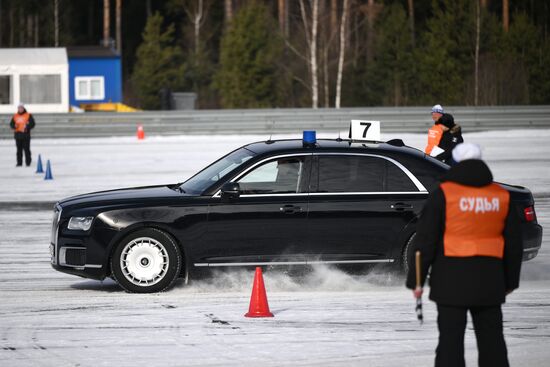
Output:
[75,76,105,100]
[20,74,62,104]
[0,75,11,104]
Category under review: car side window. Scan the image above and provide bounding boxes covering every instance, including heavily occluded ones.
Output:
[316,155,418,193]
[237,157,306,194]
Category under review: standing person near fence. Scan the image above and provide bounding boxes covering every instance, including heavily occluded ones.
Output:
[433,113,464,165]
[406,143,523,367]
[425,104,445,155]
[9,103,36,167]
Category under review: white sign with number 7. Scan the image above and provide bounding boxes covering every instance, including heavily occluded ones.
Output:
[348,120,381,142]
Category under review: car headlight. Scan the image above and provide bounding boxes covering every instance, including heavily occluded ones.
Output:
[68,217,94,231]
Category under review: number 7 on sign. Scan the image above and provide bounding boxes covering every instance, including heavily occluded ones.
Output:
[360,122,372,138]
[349,120,381,141]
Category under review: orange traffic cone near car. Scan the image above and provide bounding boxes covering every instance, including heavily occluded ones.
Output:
[245,267,274,318]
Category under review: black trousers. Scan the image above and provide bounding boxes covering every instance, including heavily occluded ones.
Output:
[15,136,32,166]
[435,304,509,367]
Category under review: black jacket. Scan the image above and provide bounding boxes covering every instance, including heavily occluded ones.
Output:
[435,124,463,164]
[9,110,36,139]
[406,159,522,306]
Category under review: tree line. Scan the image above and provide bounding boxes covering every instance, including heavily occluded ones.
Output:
[0,0,549,109]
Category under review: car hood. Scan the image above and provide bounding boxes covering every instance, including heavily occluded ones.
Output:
[58,184,190,208]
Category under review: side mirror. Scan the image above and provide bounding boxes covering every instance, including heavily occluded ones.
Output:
[221,182,240,199]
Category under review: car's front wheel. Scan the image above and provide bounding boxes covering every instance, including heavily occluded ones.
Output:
[111,228,182,293]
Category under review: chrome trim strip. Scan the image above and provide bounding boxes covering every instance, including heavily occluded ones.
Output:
[523,247,539,253]
[236,192,428,198]
[212,152,427,198]
[84,264,103,269]
[51,204,62,266]
[194,259,394,267]
[58,263,103,269]
[309,191,428,196]
[239,193,309,198]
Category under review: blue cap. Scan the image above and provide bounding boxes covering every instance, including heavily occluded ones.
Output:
[303,130,316,146]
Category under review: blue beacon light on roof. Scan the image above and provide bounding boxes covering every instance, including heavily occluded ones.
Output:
[303,130,316,147]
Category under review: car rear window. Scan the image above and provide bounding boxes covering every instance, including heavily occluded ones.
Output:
[316,155,418,193]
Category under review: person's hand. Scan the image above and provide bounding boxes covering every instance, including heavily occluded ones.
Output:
[413,286,423,298]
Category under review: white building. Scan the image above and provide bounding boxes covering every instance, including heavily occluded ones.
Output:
[0,48,69,113]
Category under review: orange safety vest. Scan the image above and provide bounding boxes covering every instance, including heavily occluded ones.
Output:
[425,124,443,155]
[441,182,510,259]
[12,113,30,133]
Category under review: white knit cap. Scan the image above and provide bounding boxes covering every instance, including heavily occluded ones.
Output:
[431,104,444,114]
[452,143,482,162]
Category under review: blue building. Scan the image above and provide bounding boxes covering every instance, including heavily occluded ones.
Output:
[67,47,122,107]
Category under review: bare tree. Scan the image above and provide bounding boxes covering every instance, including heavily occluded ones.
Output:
[299,0,320,108]
[34,14,39,47]
[330,0,338,36]
[103,0,110,47]
[475,0,481,106]
[18,6,23,46]
[360,0,383,63]
[183,0,209,56]
[0,0,3,47]
[335,0,350,108]
[54,0,59,46]
[116,0,122,53]
[224,0,233,25]
[146,0,152,18]
[27,14,32,46]
[9,3,14,46]
[278,0,288,37]
[502,0,509,32]
[407,0,415,48]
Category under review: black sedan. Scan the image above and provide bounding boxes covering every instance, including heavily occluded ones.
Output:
[50,137,543,293]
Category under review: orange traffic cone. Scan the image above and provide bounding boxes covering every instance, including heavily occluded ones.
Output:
[137,124,145,140]
[245,267,274,318]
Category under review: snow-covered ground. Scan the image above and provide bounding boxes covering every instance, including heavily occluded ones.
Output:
[0,130,549,366]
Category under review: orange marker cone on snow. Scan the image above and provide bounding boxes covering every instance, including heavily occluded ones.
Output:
[245,267,274,318]
[137,124,145,140]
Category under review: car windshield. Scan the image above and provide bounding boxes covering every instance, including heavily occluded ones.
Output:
[179,147,255,195]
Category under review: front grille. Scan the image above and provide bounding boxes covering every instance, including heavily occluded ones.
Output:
[50,205,61,265]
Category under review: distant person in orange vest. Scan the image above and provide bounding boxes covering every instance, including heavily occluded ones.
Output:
[9,103,35,167]
[425,104,445,155]
[406,143,522,367]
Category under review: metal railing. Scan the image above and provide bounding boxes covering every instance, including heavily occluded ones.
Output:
[2,106,549,139]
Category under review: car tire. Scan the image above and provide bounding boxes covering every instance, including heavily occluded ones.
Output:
[111,228,182,293]
[401,232,416,274]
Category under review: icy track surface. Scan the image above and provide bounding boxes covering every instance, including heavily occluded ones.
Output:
[0,130,549,366]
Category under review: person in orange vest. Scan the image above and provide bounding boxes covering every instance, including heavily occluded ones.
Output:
[9,103,36,167]
[424,104,445,155]
[406,143,522,367]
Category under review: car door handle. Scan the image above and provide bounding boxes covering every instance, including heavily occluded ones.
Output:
[391,203,413,211]
[280,205,302,214]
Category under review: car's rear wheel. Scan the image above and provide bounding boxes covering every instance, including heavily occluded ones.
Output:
[111,228,182,293]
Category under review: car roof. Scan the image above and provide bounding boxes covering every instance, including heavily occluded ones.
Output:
[243,138,427,160]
